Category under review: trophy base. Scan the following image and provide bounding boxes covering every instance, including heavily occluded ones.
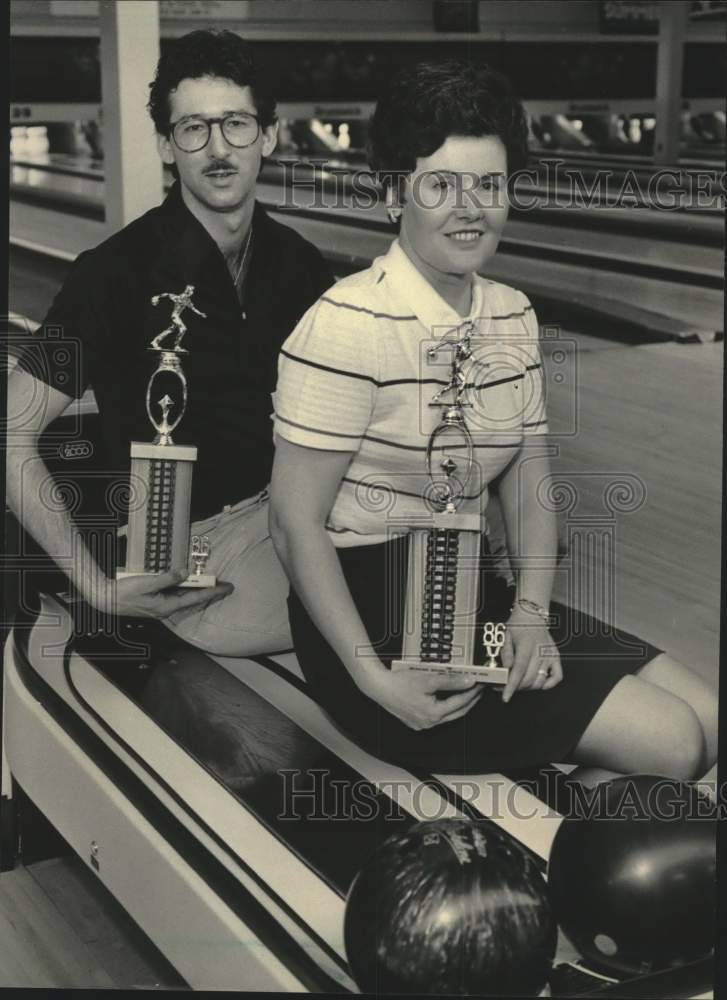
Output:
[179,573,216,589]
[391,660,509,685]
[116,569,217,589]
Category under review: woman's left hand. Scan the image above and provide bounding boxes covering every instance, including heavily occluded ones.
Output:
[500,607,563,703]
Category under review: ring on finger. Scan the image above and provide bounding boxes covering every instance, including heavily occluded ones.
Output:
[537,667,550,678]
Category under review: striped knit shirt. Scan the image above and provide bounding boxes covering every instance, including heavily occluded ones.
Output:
[273,239,548,546]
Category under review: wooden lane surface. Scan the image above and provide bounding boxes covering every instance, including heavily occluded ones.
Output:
[544,334,722,683]
[0,858,186,989]
[0,864,114,988]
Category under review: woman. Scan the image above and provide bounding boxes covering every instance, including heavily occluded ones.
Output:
[269,60,717,785]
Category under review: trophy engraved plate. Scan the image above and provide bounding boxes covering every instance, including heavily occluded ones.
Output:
[117,286,215,589]
[392,326,509,684]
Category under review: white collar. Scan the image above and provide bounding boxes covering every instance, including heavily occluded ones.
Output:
[378,239,491,340]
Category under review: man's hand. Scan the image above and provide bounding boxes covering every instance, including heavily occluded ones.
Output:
[500,608,563,703]
[359,663,484,731]
[92,568,233,620]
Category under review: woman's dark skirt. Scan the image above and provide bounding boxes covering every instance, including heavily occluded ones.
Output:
[288,536,661,773]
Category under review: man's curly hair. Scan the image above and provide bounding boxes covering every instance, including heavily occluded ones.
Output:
[367,59,528,185]
[148,29,277,136]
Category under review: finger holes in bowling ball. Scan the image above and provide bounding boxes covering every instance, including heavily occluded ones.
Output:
[547,774,717,979]
[594,934,618,957]
[343,817,556,996]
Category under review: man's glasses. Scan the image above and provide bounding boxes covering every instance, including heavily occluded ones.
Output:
[170,112,261,153]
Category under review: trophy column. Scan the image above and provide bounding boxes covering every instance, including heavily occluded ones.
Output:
[117,286,214,589]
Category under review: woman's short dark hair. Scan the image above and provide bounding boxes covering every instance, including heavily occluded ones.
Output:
[367,59,528,183]
[148,29,277,135]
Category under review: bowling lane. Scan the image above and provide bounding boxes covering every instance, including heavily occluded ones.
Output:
[9,243,73,328]
[11,159,725,336]
[544,337,722,683]
[14,584,717,995]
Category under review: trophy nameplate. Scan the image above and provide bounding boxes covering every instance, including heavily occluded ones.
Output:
[391,326,509,684]
[117,286,215,589]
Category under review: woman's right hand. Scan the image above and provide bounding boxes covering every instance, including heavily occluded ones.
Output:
[357,663,484,731]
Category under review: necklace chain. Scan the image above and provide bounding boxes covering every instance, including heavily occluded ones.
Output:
[232,225,253,287]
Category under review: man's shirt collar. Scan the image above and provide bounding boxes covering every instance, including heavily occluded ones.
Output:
[155,181,273,281]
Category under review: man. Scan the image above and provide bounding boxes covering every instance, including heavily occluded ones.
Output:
[8,30,334,655]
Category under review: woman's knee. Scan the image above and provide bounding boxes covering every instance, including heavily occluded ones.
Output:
[659,699,705,780]
[638,653,717,769]
[572,677,705,780]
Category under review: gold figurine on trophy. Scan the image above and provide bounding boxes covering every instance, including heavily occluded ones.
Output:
[117,286,215,589]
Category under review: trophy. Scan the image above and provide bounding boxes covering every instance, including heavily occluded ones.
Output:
[117,286,215,589]
[391,325,508,684]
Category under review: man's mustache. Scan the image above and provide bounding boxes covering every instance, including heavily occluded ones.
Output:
[203,161,238,174]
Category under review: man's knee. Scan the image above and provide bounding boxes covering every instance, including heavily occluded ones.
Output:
[176,617,293,658]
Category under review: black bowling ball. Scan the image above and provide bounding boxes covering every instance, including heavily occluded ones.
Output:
[344,817,556,996]
[547,774,717,977]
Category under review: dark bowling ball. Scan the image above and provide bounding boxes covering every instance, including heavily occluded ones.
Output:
[547,774,717,977]
[344,817,556,996]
